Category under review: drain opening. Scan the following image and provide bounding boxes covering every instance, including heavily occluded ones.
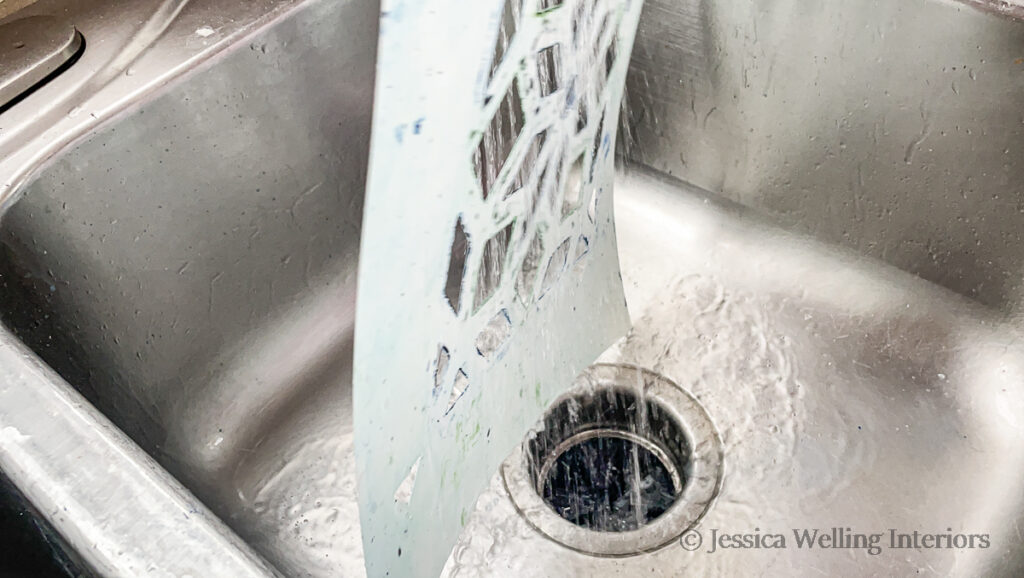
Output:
[542,433,680,531]
[529,387,692,532]
[503,364,723,557]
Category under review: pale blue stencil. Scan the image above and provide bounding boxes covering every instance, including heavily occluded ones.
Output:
[354,0,642,575]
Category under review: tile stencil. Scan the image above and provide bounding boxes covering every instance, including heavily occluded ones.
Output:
[353,0,642,575]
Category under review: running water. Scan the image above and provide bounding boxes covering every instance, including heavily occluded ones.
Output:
[442,273,809,577]
[446,0,673,559]
[534,376,681,533]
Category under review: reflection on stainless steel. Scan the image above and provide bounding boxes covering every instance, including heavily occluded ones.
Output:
[0,327,280,576]
[0,0,1022,574]
[0,0,375,574]
[0,0,311,211]
[0,15,82,109]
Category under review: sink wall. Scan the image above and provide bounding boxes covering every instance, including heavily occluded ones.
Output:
[5,0,1022,488]
[2,0,1024,574]
[623,0,1024,315]
[0,0,375,560]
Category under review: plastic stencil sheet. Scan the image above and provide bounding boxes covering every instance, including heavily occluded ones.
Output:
[353,0,642,575]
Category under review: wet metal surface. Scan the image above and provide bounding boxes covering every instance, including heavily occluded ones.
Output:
[623,0,1024,315]
[0,327,280,576]
[0,0,373,574]
[444,166,1024,576]
[0,0,1023,574]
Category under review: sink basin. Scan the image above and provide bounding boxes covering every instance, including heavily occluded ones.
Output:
[0,0,1022,575]
[0,0,374,574]
[445,165,1024,576]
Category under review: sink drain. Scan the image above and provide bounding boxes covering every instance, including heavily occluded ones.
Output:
[502,364,723,556]
[541,432,679,532]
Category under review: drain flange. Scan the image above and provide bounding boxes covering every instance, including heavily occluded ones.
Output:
[502,363,723,557]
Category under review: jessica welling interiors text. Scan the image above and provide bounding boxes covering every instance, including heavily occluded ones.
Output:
[679,527,991,555]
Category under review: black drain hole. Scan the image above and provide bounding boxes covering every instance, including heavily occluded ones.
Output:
[526,386,692,533]
[542,435,680,532]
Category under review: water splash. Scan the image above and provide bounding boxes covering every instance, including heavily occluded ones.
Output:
[442,273,809,576]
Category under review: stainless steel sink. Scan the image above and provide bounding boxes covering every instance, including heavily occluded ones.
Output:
[624,0,1024,316]
[446,165,1024,576]
[0,0,374,574]
[1,0,1022,575]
